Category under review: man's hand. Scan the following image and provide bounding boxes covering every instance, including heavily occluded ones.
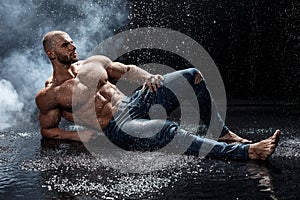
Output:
[142,74,164,92]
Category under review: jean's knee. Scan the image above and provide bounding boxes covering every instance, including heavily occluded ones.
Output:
[183,68,203,84]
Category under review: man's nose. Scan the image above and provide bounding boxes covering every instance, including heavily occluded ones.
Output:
[68,43,76,50]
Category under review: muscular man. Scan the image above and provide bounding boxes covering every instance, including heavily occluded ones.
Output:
[35,30,280,160]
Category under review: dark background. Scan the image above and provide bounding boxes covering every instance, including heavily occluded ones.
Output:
[0,2,299,199]
[121,0,300,105]
[0,0,299,115]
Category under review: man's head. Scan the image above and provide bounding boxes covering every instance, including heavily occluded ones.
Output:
[42,30,79,65]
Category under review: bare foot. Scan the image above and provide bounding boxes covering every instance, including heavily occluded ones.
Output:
[248,130,281,160]
[218,131,252,144]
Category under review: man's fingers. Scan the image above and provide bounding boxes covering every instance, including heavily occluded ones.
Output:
[151,82,158,92]
[147,82,155,92]
[157,74,164,81]
[156,77,163,85]
[144,74,164,92]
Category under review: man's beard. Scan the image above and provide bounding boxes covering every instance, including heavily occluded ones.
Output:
[57,54,79,65]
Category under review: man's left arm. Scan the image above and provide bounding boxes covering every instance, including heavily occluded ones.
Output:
[107,62,164,92]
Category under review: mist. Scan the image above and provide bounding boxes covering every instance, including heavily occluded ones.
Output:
[0,0,130,130]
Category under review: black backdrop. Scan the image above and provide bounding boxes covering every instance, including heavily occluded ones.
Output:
[0,0,298,107]
[120,0,299,105]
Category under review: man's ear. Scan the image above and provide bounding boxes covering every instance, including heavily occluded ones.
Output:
[46,50,56,60]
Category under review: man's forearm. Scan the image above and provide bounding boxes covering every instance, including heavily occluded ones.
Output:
[108,62,163,92]
[124,65,153,83]
[41,128,95,142]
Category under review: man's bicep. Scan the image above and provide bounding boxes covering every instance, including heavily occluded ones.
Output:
[106,62,130,79]
[38,109,80,141]
[39,109,61,130]
[35,88,58,113]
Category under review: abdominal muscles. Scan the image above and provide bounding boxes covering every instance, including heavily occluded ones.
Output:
[71,80,125,130]
[94,83,125,129]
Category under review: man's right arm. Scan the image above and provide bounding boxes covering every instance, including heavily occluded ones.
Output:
[36,88,96,142]
[38,109,96,142]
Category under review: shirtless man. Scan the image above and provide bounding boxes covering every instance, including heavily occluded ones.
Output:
[35,30,280,160]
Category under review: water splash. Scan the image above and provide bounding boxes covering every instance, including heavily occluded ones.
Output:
[21,150,195,198]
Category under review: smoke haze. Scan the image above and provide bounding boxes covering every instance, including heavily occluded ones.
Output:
[0,0,129,129]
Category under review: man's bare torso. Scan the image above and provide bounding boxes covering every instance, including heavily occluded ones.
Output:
[39,58,125,130]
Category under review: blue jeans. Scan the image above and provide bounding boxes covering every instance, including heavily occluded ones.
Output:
[104,68,249,160]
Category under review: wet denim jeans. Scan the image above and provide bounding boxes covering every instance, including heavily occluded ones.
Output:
[104,68,249,160]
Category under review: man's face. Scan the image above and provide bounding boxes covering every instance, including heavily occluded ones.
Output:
[52,34,79,64]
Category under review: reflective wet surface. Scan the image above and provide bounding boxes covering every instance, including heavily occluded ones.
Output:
[0,1,299,199]
[0,106,299,199]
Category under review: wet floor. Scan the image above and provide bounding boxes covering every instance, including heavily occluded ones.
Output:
[0,106,299,200]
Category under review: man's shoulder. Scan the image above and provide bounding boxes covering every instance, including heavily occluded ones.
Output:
[38,78,74,97]
[72,60,84,69]
[35,86,56,104]
[82,55,112,67]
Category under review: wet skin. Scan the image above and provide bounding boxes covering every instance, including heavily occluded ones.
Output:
[36,32,163,142]
[36,31,280,160]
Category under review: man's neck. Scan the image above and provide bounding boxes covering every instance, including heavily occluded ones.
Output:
[54,61,72,70]
[52,63,75,85]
